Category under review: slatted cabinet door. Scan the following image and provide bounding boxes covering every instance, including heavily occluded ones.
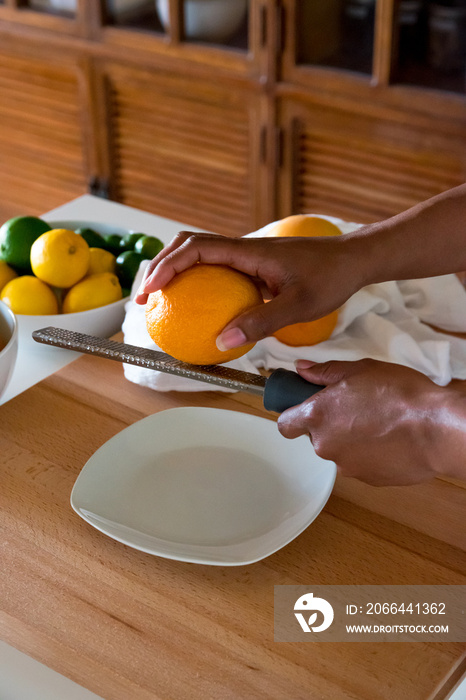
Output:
[104,63,265,237]
[277,96,466,224]
[0,47,88,223]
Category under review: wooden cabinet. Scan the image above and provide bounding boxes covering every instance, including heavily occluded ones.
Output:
[0,40,88,222]
[102,63,268,235]
[277,0,466,223]
[0,0,465,232]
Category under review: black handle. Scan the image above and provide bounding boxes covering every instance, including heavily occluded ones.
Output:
[263,368,324,413]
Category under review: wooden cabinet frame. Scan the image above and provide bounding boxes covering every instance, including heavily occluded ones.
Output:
[0,0,465,229]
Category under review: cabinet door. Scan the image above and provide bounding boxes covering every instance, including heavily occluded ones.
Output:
[104,63,268,236]
[277,97,466,223]
[0,46,88,222]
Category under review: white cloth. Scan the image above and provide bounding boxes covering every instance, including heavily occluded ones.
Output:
[121,216,466,392]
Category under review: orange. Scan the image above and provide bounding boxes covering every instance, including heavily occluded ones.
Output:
[267,214,341,346]
[145,263,263,365]
[273,310,339,347]
[265,214,341,238]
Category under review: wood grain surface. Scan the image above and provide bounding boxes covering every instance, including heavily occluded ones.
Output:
[1,344,465,700]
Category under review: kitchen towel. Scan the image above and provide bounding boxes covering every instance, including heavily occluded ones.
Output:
[121,216,466,392]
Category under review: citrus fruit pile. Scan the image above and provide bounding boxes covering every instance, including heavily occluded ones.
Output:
[145,263,263,365]
[265,214,341,347]
[0,216,164,316]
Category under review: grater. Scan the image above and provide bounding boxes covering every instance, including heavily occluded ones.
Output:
[32,326,323,413]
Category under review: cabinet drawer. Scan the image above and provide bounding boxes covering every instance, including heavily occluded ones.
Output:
[0,47,87,222]
[104,64,263,236]
[278,97,466,223]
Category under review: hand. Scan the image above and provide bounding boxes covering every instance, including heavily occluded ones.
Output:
[278,359,466,486]
[134,231,364,351]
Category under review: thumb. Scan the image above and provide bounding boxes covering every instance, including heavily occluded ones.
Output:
[295,359,365,387]
[216,294,303,351]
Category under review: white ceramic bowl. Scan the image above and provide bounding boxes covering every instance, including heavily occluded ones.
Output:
[16,219,137,353]
[156,0,248,42]
[0,300,18,400]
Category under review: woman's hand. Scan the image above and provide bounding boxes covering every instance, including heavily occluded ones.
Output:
[135,232,365,350]
[278,359,466,486]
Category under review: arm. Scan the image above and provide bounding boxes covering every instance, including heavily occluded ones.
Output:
[135,184,466,350]
[278,359,466,486]
[347,183,466,284]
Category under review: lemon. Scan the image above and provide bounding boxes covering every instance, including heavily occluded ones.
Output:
[31,228,90,288]
[0,216,50,273]
[0,260,18,293]
[62,272,123,313]
[87,247,117,276]
[1,275,58,315]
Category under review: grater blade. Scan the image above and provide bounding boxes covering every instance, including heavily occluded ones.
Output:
[32,327,268,396]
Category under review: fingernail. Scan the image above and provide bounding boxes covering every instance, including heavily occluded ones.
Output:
[137,278,151,296]
[216,327,247,352]
[294,359,316,369]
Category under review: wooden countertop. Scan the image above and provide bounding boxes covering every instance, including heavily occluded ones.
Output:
[1,342,465,700]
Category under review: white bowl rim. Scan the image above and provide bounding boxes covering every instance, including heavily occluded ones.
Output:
[0,299,18,357]
[16,296,127,320]
[44,218,136,236]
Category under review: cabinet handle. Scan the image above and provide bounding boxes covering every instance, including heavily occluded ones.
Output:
[260,125,267,163]
[260,4,267,47]
[88,177,110,200]
[275,127,284,169]
[276,1,286,53]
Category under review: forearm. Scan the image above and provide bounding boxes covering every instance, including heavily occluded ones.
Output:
[345,184,466,286]
[433,382,466,482]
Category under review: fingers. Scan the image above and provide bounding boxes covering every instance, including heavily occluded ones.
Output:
[134,231,213,304]
[277,359,371,441]
[135,232,263,305]
[216,292,309,349]
[295,358,373,387]
[277,401,317,440]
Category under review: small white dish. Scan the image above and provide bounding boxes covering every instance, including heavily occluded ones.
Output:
[71,407,336,565]
[156,0,247,43]
[0,301,18,401]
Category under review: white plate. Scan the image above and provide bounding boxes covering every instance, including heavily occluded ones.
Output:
[71,407,336,565]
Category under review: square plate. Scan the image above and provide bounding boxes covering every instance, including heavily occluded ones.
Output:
[71,407,336,565]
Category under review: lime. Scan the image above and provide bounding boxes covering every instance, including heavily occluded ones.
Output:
[116,250,146,288]
[0,216,51,273]
[134,235,164,260]
[103,234,122,254]
[76,227,106,249]
[118,232,145,252]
